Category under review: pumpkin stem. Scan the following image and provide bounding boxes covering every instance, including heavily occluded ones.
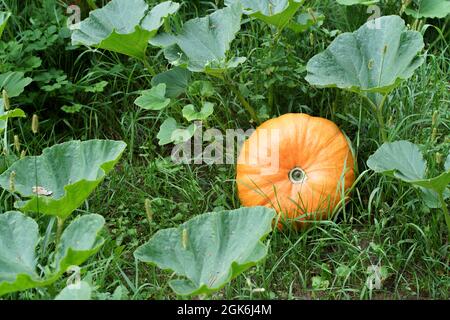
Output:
[289,167,307,184]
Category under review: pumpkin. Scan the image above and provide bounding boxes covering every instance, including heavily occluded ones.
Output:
[236,113,355,228]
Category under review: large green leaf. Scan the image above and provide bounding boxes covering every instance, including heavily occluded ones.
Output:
[55,281,92,300]
[151,2,245,74]
[151,67,192,98]
[0,212,105,296]
[0,11,11,38]
[182,102,214,121]
[71,0,180,59]
[225,0,305,30]
[0,140,127,219]
[405,0,450,19]
[367,141,450,202]
[134,83,170,110]
[134,207,275,296]
[305,16,424,96]
[0,72,33,98]
[367,140,425,182]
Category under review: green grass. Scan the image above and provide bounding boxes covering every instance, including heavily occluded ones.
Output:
[1,0,449,300]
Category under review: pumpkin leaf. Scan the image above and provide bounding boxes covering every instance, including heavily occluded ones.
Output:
[61,103,85,114]
[0,140,127,219]
[336,0,379,5]
[225,0,304,30]
[71,0,180,60]
[405,0,450,19]
[134,207,275,296]
[134,83,170,111]
[305,16,424,98]
[151,2,244,73]
[0,99,26,133]
[0,71,33,98]
[53,214,106,272]
[288,10,325,33]
[0,11,11,38]
[412,171,450,194]
[445,154,450,172]
[188,80,216,98]
[172,125,197,145]
[55,281,92,300]
[0,211,39,294]
[0,212,105,296]
[367,141,425,182]
[151,67,192,98]
[0,108,26,121]
[182,102,214,122]
[367,141,450,205]
[421,188,450,209]
[157,117,197,146]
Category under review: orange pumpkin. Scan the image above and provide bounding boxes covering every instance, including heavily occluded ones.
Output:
[236,113,355,228]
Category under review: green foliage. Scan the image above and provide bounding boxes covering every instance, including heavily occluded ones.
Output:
[0,0,448,301]
[0,98,26,133]
[151,2,245,74]
[305,16,424,98]
[367,141,450,229]
[182,102,214,122]
[71,0,180,60]
[0,140,127,219]
[157,118,197,146]
[0,212,105,296]
[0,72,32,98]
[226,0,308,31]
[55,281,93,300]
[336,0,379,5]
[134,207,275,296]
[405,0,450,19]
[151,67,192,98]
[134,84,171,111]
[367,141,450,194]
[0,11,11,38]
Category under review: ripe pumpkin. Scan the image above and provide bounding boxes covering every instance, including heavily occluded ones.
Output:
[236,113,355,228]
